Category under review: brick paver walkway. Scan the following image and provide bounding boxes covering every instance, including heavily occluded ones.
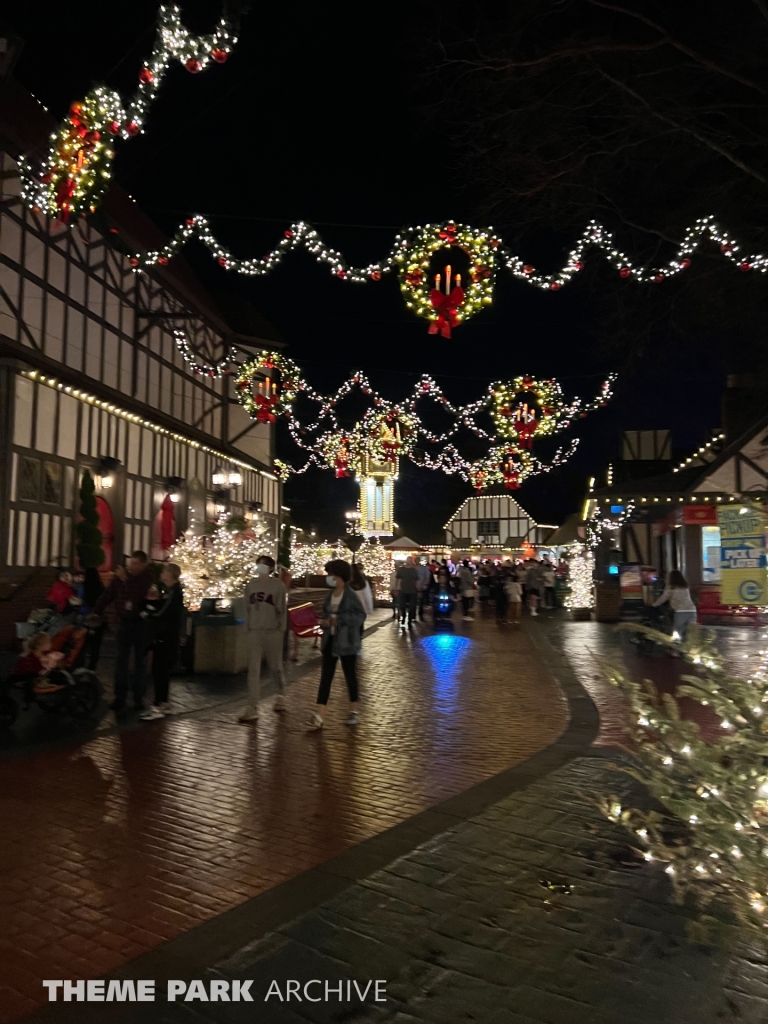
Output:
[0,614,568,1022]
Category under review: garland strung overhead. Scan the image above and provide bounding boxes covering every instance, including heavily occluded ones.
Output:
[225,353,615,491]
[126,214,765,336]
[20,5,238,221]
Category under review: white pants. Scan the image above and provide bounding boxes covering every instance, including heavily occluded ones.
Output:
[247,630,286,705]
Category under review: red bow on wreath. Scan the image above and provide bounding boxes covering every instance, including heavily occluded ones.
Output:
[428,287,464,339]
[335,457,351,478]
[503,468,520,490]
[254,393,278,423]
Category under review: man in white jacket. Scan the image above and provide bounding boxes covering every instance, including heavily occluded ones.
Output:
[238,556,288,722]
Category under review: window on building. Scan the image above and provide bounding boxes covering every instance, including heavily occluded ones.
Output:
[702,526,721,583]
[18,456,40,501]
[477,520,500,537]
[43,462,62,505]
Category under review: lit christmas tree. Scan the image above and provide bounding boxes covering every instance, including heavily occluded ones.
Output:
[357,539,392,600]
[169,513,269,609]
[564,543,594,609]
[601,626,768,943]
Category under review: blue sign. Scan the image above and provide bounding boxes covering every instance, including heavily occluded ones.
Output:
[721,539,766,570]
[610,505,624,514]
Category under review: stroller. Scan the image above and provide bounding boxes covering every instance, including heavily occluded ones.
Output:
[432,587,457,626]
[1,623,102,727]
[621,603,675,658]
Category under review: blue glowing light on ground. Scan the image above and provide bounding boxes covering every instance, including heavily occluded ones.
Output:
[417,634,474,711]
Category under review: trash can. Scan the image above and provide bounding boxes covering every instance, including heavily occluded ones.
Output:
[595,582,622,622]
[193,597,249,674]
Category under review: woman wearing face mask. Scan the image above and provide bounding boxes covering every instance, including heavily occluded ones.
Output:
[239,555,288,723]
[308,559,366,730]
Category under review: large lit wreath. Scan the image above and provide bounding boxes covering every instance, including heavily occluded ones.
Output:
[357,408,418,463]
[491,375,565,447]
[234,352,303,421]
[393,222,500,337]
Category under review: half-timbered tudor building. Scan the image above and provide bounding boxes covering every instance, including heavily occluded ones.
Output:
[444,494,556,556]
[0,79,281,590]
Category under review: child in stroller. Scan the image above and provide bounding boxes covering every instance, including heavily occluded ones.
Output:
[7,624,101,717]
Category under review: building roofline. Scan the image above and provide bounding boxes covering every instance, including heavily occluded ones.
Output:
[0,339,276,478]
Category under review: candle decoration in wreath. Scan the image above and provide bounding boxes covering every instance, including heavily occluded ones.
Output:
[234,352,304,421]
[491,375,564,447]
[394,222,500,337]
[358,408,418,464]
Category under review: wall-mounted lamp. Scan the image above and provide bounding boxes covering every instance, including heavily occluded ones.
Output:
[96,456,121,489]
[212,466,228,487]
[228,470,242,487]
[165,475,185,503]
[212,488,230,515]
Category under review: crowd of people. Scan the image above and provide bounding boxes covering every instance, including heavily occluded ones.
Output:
[9,548,573,732]
[389,555,567,627]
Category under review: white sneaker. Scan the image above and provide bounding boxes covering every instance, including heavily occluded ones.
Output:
[462,616,472,621]
[307,712,324,730]
[274,695,288,712]
[530,609,538,617]
[238,706,259,722]
[140,706,165,721]
[346,712,358,726]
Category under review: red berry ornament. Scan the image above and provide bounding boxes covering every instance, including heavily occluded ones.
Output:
[739,261,752,272]
[284,229,294,238]
[108,121,120,136]
[523,264,534,275]
[370,270,382,281]
[138,67,154,85]
[218,257,228,268]
[574,261,584,271]
[158,256,169,266]
[653,274,665,283]
[680,258,691,269]
[619,267,632,278]
[549,281,562,291]
[185,59,202,74]
[186,218,195,227]
[130,257,139,267]
[126,122,140,136]
[211,48,228,63]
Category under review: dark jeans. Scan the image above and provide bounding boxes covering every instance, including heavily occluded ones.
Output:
[399,592,417,623]
[151,638,178,705]
[84,625,104,670]
[417,589,429,620]
[114,618,147,705]
[461,595,474,616]
[317,649,359,704]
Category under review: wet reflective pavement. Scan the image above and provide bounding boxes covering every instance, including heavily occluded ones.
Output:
[0,613,568,1021]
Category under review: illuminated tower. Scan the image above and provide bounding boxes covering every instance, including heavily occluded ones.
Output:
[358,454,397,537]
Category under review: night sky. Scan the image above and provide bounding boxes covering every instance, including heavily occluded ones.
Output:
[7,1,728,539]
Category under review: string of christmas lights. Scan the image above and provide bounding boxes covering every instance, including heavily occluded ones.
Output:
[227,356,614,488]
[126,214,768,333]
[20,5,237,221]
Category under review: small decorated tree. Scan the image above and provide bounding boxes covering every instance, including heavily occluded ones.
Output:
[601,624,768,942]
[357,539,392,600]
[564,543,594,612]
[168,514,269,609]
[76,469,105,569]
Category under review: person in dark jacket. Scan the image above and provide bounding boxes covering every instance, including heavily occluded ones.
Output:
[308,559,366,730]
[92,550,153,713]
[140,564,184,720]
